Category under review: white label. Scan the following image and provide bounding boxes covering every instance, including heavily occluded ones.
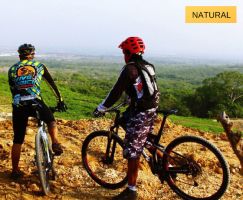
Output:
[133,76,144,99]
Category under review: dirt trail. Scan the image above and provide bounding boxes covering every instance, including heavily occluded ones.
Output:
[0,117,242,200]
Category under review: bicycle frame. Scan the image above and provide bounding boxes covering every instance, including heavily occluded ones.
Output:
[103,107,121,164]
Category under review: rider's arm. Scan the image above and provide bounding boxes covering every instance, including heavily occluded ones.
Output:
[42,65,62,101]
[8,67,16,96]
[100,64,138,109]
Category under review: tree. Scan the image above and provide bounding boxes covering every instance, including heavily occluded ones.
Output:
[218,112,243,174]
[159,92,191,116]
[191,71,243,118]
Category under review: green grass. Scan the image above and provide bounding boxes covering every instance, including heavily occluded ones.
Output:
[170,115,224,134]
[0,73,11,106]
[41,81,103,120]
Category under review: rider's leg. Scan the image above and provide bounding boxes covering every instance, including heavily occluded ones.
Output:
[114,109,156,198]
[124,109,157,187]
[11,143,22,172]
[127,158,140,187]
[47,121,63,155]
[47,121,59,144]
[112,158,139,200]
[12,106,28,174]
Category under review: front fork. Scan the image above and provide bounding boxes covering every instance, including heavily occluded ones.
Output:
[40,124,52,164]
[103,127,119,164]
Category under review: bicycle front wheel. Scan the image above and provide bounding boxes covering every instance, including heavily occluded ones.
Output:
[162,135,230,200]
[35,131,51,195]
[82,131,128,189]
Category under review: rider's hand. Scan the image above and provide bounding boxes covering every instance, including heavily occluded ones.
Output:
[57,100,67,112]
[93,104,107,117]
[93,108,105,117]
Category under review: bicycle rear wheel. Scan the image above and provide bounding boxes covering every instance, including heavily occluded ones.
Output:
[82,131,128,189]
[162,135,230,200]
[35,131,51,195]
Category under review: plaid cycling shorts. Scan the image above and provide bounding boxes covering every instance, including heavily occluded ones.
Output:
[123,108,157,159]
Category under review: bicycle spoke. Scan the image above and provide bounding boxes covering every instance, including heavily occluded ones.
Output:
[163,136,229,200]
[169,144,224,197]
[82,132,128,188]
[35,133,51,195]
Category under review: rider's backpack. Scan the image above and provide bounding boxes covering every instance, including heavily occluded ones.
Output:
[138,63,158,97]
[130,61,160,110]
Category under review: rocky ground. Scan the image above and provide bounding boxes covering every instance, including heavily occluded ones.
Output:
[0,115,242,200]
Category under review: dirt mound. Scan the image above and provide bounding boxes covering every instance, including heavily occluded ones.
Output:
[0,118,242,200]
[0,112,12,122]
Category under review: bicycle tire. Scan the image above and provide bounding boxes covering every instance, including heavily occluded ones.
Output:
[162,135,230,200]
[35,131,51,195]
[82,131,128,189]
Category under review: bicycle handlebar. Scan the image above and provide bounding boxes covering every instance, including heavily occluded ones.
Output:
[105,103,178,116]
[157,109,178,116]
[105,102,127,113]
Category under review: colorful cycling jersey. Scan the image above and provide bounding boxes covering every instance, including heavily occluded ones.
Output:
[8,60,62,106]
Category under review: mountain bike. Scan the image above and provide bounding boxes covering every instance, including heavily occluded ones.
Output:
[33,104,58,195]
[82,103,230,200]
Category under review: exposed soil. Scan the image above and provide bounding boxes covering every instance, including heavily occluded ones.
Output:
[0,116,242,200]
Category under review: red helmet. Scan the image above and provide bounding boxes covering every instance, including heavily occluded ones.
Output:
[118,37,145,55]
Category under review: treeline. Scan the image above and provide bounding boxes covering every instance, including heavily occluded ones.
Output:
[0,57,243,118]
[159,71,243,118]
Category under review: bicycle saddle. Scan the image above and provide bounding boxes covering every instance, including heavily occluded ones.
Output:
[157,109,178,116]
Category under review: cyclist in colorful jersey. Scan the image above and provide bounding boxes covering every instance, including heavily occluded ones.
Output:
[94,37,160,200]
[8,44,67,179]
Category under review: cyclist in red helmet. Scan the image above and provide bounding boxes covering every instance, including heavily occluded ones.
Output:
[8,44,67,179]
[94,37,160,200]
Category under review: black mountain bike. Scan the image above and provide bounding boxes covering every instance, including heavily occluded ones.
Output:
[82,103,230,200]
[33,104,58,195]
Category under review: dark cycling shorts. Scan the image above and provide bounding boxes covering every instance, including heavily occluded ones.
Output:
[123,108,156,159]
[12,99,55,144]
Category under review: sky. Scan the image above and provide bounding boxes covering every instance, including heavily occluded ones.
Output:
[0,0,243,61]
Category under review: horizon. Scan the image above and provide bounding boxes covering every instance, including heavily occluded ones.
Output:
[0,48,243,65]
